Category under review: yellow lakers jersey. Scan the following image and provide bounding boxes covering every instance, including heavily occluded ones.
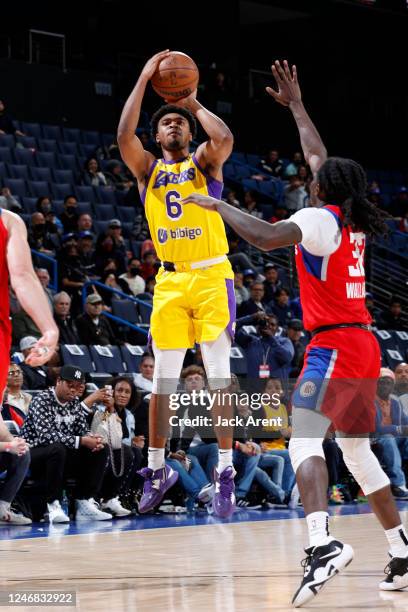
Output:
[143,154,229,262]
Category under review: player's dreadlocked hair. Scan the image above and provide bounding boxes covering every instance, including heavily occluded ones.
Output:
[150,104,197,139]
[317,157,389,238]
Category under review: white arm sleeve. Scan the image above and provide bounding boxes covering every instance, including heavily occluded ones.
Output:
[290,207,342,256]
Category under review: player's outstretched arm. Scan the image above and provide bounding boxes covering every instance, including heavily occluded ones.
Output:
[266,60,327,175]
[181,193,301,251]
[174,93,233,178]
[117,50,170,181]
[3,211,59,366]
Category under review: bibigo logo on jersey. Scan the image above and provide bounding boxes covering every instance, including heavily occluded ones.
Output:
[157,227,202,244]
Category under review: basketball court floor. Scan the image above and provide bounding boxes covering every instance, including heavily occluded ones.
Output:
[1,503,408,611]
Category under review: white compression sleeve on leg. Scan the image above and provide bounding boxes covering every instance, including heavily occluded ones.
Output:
[335,436,390,496]
[201,331,232,390]
[288,407,331,473]
[151,341,186,394]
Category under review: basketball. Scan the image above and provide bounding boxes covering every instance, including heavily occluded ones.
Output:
[151,51,199,102]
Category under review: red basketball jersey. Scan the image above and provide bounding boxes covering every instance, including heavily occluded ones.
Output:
[0,210,11,340]
[295,205,371,332]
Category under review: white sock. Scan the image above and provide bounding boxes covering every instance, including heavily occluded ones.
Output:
[306,511,331,548]
[217,449,233,473]
[0,500,10,517]
[148,447,165,471]
[385,524,408,558]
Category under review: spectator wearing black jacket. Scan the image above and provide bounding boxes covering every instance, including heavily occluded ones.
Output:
[378,298,407,331]
[21,366,113,523]
[238,282,272,318]
[75,294,116,346]
[28,213,61,258]
[263,263,282,303]
[19,336,53,391]
[53,292,81,345]
[0,99,24,136]
[59,195,79,234]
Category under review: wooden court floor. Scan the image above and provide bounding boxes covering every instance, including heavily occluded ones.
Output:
[1,511,408,611]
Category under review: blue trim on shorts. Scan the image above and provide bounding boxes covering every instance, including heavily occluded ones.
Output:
[292,346,335,410]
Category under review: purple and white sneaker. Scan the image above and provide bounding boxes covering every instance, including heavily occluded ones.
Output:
[137,465,179,514]
[212,466,236,518]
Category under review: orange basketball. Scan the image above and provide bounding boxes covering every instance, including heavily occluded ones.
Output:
[151,51,199,102]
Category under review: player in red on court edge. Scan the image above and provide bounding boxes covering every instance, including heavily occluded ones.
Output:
[182,60,408,607]
[0,208,59,521]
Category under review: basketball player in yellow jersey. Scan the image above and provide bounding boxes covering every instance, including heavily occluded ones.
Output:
[118,50,237,517]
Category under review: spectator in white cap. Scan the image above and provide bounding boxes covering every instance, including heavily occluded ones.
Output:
[375,367,408,500]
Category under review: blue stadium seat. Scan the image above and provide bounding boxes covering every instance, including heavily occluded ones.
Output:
[14,148,36,166]
[75,185,94,201]
[62,127,81,143]
[246,154,260,167]
[30,167,53,182]
[117,206,135,223]
[29,181,50,198]
[37,139,58,153]
[115,190,128,206]
[8,164,30,180]
[223,163,235,180]
[17,136,37,149]
[53,169,75,184]
[138,299,152,324]
[21,122,42,139]
[60,345,94,373]
[51,183,73,199]
[79,144,97,157]
[389,231,408,253]
[52,201,65,216]
[0,147,13,164]
[42,124,61,140]
[130,240,142,259]
[258,203,274,219]
[58,154,78,171]
[22,197,37,213]
[95,204,116,220]
[101,133,115,147]
[234,165,252,179]
[242,178,260,192]
[0,134,15,148]
[19,213,30,226]
[258,180,279,200]
[374,329,404,369]
[82,130,101,145]
[393,331,408,361]
[111,300,139,324]
[94,220,109,234]
[89,345,124,373]
[58,142,79,155]
[0,161,7,179]
[122,222,133,238]
[3,178,27,198]
[94,186,117,204]
[76,202,93,215]
[120,345,147,373]
[36,151,57,169]
[229,152,246,164]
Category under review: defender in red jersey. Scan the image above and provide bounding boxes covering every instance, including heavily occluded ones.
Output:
[183,61,408,607]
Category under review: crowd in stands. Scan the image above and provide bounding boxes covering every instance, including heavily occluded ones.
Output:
[0,97,408,525]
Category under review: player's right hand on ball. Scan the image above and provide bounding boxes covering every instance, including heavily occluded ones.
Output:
[141,50,171,80]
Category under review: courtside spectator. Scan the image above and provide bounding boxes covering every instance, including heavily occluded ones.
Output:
[5,363,32,416]
[133,353,154,392]
[375,368,408,500]
[394,362,408,415]
[21,366,112,523]
[0,413,31,525]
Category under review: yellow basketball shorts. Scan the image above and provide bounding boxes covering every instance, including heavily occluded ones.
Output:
[150,259,236,349]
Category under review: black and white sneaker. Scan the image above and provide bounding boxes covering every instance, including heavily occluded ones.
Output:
[379,555,408,590]
[292,538,354,607]
[235,498,262,510]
